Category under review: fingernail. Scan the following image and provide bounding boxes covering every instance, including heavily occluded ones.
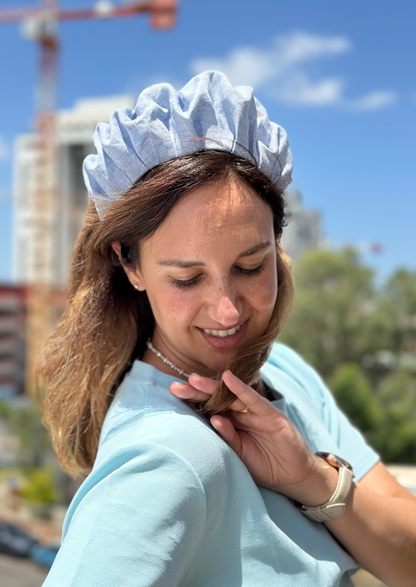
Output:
[210,418,219,430]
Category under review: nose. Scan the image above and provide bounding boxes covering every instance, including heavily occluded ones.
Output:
[206,282,242,327]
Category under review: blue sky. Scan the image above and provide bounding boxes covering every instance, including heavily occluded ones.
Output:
[0,0,415,283]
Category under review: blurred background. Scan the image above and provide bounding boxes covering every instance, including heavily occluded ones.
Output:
[0,0,415,584]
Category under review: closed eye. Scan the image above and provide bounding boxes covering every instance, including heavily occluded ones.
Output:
[171,264,264,289]
[171,275,202,288]
[235,264,264,277]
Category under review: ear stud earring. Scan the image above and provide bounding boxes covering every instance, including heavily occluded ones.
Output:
[133,284,139,291]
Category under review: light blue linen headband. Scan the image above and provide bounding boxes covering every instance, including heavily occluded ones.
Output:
[83,70,293,219]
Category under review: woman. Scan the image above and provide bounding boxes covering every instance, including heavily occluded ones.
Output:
[39,71,416,587]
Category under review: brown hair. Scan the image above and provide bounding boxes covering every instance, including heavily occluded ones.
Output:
[37,150,294,476]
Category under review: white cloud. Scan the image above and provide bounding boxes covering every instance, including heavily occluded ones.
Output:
[190,31,397,110]
[346,90,397,111]
[271,71,346,106]
[125,72,183,95]
[191,31,351,89]
[0,136,9,160]
[192,48,275,89]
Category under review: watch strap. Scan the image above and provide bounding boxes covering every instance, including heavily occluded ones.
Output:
[299,455,354,522]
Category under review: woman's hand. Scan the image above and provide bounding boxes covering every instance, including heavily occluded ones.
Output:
[170,371,337,505]
[172,372,416,586]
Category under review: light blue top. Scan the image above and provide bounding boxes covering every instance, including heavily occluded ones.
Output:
[44,344,379,586]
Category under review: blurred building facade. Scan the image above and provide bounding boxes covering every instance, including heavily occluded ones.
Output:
[13,95,135,287]
[281,190,326,261]
[0,285,27,397]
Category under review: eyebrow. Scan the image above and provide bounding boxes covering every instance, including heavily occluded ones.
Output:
[158,241,272,268]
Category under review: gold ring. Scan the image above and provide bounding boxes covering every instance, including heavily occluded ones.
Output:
[241,406,249,414]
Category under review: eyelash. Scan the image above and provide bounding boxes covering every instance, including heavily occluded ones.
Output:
[171,264,265,289]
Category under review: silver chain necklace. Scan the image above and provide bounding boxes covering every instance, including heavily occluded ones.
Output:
[146,339,261,387]
[146,339,191,379]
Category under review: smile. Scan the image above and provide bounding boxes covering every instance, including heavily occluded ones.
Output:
[202,324,243,338]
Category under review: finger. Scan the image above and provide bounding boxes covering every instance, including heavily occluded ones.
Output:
[222,370,275,418]
[230,405,287,427]
[228,397,251,413]
[169,381,211,403]
[188,373,218,394]
[227,411,252,430]
[170,378,248,412]
[210,415,243,456]
[191,374,253,413]
[190,374,252,412]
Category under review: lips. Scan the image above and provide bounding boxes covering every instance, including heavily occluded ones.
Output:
[202,323,243,337]
[197,320,249,350]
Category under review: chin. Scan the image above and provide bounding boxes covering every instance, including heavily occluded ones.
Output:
[199,348,240,374]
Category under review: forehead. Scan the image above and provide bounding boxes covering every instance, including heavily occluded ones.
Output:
[141,178,274,258]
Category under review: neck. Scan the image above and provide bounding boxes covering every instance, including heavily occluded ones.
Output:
[143,338,264,391]
[145,339,191,380]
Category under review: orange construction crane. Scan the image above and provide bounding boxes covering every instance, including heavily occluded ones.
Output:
[0,0,178,395]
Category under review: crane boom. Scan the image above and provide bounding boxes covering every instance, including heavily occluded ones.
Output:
[0,1,176,27]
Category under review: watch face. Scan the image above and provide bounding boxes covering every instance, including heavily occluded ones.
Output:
[315,452,353,472]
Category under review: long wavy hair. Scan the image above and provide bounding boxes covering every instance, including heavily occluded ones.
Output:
[37,150,294,476]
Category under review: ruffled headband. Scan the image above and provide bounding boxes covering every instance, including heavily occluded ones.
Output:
[83,71,293,219]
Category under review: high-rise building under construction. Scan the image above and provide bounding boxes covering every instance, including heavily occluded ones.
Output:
[13,94,135,287]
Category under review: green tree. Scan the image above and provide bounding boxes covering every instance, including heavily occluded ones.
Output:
[0,398,52,468]
[371,368,416,463]
[385,269,416,315]
[20,467,59,504]
[327,363,381,434]
[279,249,416,464]
[353,269,416,382]
[384,269,416,355]
[280,248,374,376]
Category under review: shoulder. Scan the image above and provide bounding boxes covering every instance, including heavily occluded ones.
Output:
[56,436,211,585]
[90,360,250,499]
[63,366,253,539]
[266,343,325,388]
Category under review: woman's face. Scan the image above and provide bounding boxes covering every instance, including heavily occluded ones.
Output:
[132,178,277,376]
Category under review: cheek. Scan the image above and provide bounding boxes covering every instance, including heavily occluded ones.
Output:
[250,270,278,313]
[150,285,201,327]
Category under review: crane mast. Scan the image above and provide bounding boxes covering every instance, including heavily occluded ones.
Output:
[25,0,59,396]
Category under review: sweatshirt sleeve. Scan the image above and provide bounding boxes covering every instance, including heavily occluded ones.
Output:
[268,344,380,481]
[43,442,207,587]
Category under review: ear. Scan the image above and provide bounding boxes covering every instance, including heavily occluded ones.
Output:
[111,241,122,261]
[134,269,146,292]
[111,241,146,292]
